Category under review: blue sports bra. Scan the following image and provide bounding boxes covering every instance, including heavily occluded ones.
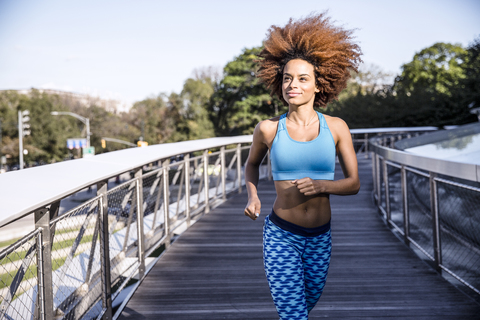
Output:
[270,112,336,181]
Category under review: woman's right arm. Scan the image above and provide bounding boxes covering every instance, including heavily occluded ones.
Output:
[244,121,270,221]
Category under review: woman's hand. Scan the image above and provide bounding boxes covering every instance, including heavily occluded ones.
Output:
[244,196,261,221]
[292,178,325,196]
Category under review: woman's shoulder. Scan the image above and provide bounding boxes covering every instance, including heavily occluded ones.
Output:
[253,115,282,146]
[322,114,351,143]
[323,114,349,131]
[257,115,281,133]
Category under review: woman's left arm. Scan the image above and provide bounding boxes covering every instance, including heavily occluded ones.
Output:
[293,117,360,196]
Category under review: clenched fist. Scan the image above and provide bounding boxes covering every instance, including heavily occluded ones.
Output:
[244,196,261,221]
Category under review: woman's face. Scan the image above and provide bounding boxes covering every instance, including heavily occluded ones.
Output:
[282,59,319,107]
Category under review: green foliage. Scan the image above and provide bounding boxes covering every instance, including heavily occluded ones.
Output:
[0,73,217,167]
[329,41,478,128]
[128,95,171,144]
[0,90,81,165]
[2,39,479,168]
[460,37,480,113]
[209,47,285,136]
[180,76,215,140]
[395,42,467,96]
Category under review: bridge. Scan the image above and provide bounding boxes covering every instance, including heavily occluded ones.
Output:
[0,128,479,319]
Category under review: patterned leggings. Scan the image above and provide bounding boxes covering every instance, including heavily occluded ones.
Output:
[263,213,332,320]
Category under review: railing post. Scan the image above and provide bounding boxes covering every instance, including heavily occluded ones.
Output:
[203,149,210,213]
[34,208,53,320]
[97,181,113,320]
[35,228,46,320]
[376,155,381,206]
[220,147,226,200]
[150,170,163,231]
[134,169,146,279]
[371,152,376,198]
[401,165,410,245]
[184,154,191,225]
[364,133,369,159]
[430,172,442,272]
[163,159,171,249]
[383,159,391,221]
[236,144,242,194]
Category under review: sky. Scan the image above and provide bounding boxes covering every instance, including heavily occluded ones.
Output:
[0,0,479,109]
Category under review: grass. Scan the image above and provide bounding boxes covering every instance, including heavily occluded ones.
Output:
[0,238,22,250]
[0,251,85,292]
[0,231,96,265]
[0,219,127,299]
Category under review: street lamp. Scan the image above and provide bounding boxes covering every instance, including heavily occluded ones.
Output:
[51,111,91,148]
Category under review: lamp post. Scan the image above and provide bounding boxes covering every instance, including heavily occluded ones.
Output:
[18,110,30,170]
[51,111,90,147]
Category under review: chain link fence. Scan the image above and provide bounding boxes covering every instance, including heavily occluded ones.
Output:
[436,178,480,292]
[49,196,103,319]
[0,229,40,320]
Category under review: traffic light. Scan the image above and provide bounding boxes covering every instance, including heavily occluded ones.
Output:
[137,141,148,147]
[101,139,106,148]
[21,110,30,137]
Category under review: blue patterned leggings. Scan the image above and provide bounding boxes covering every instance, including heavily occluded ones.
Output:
[263,213,332,320]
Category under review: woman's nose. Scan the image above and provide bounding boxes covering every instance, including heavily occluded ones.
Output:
[290,78,298,88]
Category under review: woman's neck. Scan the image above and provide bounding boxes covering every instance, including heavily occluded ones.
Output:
[287,105,318,126]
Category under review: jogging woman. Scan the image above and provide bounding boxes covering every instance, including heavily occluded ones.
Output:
[244,13,362,319]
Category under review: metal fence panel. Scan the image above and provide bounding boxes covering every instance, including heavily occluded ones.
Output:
[406,169,435,260]
[0,229,41,320]
[386,164,405,233]
[436,180,480,293]
[49,197,103,319]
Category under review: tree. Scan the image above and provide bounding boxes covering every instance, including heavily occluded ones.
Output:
[394,42,466,96]
[460,37,480,117]
[209,47,284,136]
[0,90,84,165]
[392,42,477,126]
[335,63,393,102]
[127,95,172,144]
[326,64,397,128]
[180,71,216,140]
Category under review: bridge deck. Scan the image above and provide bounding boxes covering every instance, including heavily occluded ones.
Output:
[119,158,480,319]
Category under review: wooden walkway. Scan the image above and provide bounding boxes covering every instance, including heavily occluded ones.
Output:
[119,158,480,319]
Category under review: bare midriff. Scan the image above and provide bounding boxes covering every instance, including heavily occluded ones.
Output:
[273,180,331,228]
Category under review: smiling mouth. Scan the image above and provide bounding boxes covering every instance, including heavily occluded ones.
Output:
[287,92,301,97]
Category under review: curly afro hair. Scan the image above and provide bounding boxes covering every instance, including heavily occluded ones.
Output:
[257,12,362,108]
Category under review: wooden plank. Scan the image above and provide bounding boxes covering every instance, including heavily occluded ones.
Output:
[119,158,480,319]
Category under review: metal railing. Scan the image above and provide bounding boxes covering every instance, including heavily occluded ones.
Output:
[350,126,437,156]
[4,126,478,319]
[370,134,480,296]
[0,137,269,320]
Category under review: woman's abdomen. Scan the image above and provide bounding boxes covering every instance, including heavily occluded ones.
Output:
[273,181,331,228]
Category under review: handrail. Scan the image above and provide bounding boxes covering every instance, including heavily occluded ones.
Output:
[0,127,441,228]
[0,135,253,228]
[369,132,480,297]
[370,141,480,183]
